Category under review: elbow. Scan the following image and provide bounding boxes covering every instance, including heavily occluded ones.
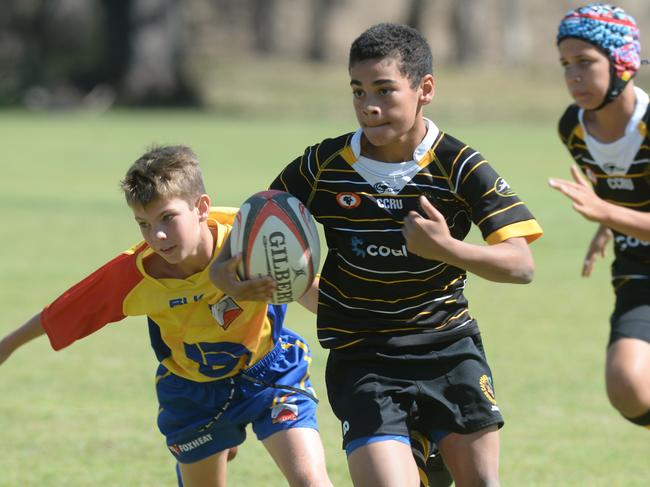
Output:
[511,261,535,284]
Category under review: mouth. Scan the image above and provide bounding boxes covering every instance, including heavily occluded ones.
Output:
[159,245,176,254]
[364,122,389,129]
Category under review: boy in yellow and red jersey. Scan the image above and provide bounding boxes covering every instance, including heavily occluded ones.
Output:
[0,145,332,487]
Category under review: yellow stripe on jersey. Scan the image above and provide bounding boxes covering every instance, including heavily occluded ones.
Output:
[485,219,544,244]
[321,275,465,303]
[331,338,366,350]
[340,145,356,165]
[476,202,526,226]
[435,309,470,330]
[338,263,452,284]
[450,144,471,173]
[461,159,488,185]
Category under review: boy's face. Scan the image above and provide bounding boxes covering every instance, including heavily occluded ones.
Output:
[132,195,209,266]
[558,38,611,110]
[349,57,433,158]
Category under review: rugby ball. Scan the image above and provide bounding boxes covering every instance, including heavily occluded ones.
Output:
[230,190,320,304]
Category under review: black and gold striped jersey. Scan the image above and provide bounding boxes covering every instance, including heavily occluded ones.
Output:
[272,126,542,350]
[558,101,650,283]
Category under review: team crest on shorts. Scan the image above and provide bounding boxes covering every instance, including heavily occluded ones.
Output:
[210,296,243,329]
[336,192,361,209]
[271,403,299,423]
[479,374,497,405]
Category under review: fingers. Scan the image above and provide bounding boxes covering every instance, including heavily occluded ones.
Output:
[419,195,443,220]
[582,255,594,277]
[570,165,589,187]
[236,276,277,301]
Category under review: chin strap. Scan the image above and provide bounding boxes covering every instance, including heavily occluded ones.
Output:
[593,60,649,112]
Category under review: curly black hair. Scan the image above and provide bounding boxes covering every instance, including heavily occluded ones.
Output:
[349,23,433,87]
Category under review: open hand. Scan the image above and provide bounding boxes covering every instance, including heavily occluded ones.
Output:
[548,165,611,223]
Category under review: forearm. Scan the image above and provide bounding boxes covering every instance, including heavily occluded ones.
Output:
[438,237,534,284]
[296,276,319,314]
[0,313,46,363]
[598,203,650,242]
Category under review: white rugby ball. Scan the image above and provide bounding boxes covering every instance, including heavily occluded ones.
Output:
[230,190,320,304]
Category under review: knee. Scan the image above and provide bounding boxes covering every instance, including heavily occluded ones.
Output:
[285,466,332,487]
[606,368,650,415]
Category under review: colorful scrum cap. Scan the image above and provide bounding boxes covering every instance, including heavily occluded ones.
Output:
[557,2,641,109]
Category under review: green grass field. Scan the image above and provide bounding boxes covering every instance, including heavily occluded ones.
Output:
[0,99,648,486]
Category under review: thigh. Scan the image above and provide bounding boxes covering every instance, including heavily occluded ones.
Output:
[438,425,500,487]
[156,367,245,463]
[240,331,320,441]
[416,335,504,436]
[263,428,332,487]
[177,449,230,487]
[347,439,420,487]
[609,283,650,345]
[325,350,416,448]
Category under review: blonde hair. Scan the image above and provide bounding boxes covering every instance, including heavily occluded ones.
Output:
[121,145,206,207]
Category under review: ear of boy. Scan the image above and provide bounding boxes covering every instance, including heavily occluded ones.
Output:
[419,74,435,106]
[197,194,211,222]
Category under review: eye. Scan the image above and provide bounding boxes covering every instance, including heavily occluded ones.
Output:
[352,89,364,98]
[162,213,175,222]
[137,221,150,229]
[378,88,393,96]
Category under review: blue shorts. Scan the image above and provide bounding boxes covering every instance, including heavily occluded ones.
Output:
[156,329,319,463]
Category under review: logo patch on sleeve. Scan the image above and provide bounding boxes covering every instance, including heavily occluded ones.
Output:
[494,177,516,197]
[210,296,243,329]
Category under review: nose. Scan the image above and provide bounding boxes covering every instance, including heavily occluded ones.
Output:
[154,228,167,240]
[565,66,581,84]
[363,102,380,117]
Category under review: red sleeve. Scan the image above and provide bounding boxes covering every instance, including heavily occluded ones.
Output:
[41,249,145,351]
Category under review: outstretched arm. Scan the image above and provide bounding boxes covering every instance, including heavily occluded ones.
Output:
[549,165,650,242]
[0,313,46,366]
[402,196,534,284]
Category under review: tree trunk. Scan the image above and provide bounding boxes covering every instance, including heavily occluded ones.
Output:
[450,0,482,66]
[405,0,427,32]
[251,0,276,54]
[307,0,340,61]
[122,0,201,106]
[501,0,529,66]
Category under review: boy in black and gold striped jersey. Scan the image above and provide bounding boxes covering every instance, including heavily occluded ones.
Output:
[551,3,650,431]
[212,23,542,487]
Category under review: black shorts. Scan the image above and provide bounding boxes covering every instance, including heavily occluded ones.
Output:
[325,334,504,448]
[609,280,650,346]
